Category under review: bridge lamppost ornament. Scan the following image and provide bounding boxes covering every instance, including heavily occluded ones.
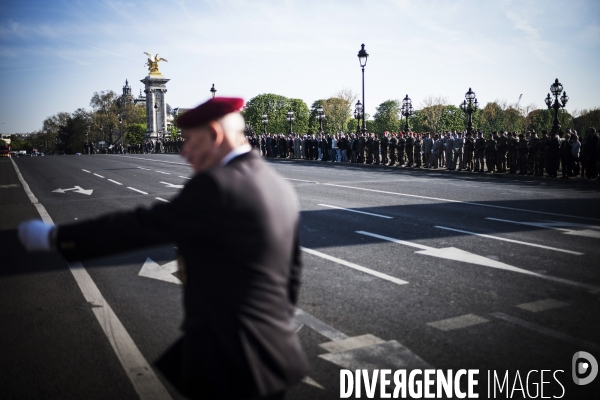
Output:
[401,94,414,131]
[210,84,217,98]
[545,78,568,134]
[357,44,369,133]
[460,88,479,135]
[287,109,295,135]
[354,100,362,134]
[316,105,325,134]
[262,113,268,135]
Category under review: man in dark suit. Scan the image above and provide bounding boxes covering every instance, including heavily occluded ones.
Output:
[18,97,309,400]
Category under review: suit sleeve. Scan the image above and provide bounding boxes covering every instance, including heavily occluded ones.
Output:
[287,225,302,308]
[56,174,222,262]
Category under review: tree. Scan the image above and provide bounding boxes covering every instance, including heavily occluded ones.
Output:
[90,90,121,146]
[480,102,505,135]
[373,100,401,134]
[42,112,70,153]
[439,105,466,133]
[320,88,356,134]
[57,109,92,154]
[573,107,600,134]
[242,94,309,135]
[419,96,450,133]
[127,123,146,145]
[243,93,290,135]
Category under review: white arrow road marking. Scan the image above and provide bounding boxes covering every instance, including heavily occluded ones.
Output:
[52,186,93,195]
[434,226,583,255]
[487,218,600,239]
[159,181,184,189]
[318,204,393,219]
[301,247,409,286]
[356,231,600,293]
[138,258,181,284]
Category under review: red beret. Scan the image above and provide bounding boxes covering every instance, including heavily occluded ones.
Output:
[177,97,244,128]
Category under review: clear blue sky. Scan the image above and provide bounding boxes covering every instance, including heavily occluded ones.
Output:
[1,0,599,134]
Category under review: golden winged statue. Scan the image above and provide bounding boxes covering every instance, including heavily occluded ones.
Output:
[144,52,168,75]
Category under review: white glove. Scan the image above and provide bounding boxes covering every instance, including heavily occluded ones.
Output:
[18,220,55,251]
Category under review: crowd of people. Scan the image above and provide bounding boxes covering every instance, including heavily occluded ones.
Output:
[248,128,600,180]
[83,137,185,155]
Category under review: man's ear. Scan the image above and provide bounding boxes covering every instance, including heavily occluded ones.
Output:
[208,122,225,147]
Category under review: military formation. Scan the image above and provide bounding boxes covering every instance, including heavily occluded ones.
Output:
[252,127,600,180]
[83,137,185,154]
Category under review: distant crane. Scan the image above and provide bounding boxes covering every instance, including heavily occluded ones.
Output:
[516,94,523,108]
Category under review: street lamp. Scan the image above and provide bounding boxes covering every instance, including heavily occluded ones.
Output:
[460,87,479,134]
[354,100,362,134]
[357,44,369,132]
[545,78,568,134]
[316,105,325,133]
[262,113,268,135]
[210,84,217,98]
[286,109,295,135]
[401,94,414,131]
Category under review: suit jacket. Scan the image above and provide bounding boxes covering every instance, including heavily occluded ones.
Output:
[56,151,309,398]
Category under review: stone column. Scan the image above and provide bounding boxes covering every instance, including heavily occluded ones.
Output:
[141,75,170,142]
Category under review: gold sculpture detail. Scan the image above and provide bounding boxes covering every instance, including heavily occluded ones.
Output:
[144,52,168,75]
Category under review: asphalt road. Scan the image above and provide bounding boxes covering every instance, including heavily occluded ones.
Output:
[1,153,599,399]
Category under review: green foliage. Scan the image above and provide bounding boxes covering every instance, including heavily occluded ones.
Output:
[56,108,92,153]
[573,108,600,134]
[127,123,146,144]
[167,124,179,138]
[242,93,309,135]
[373,100,401,134]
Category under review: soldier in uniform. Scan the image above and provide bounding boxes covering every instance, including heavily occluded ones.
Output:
[485,132,497,173]
[445,132,454,170]
[464,132,474,171]
[452,132,464,171]
[496,131,508,173]
[397,133,406,166]
[357,132,366,164]
[388,133,398,166]
[365,133,374,164]
[537,130,548,176]
[547,131,561,177]
[507,132,519,174]
[372,134,380,165]
[528,131,539,175]
[414,134,422,168]
[18,97,309,400]
[518,133,529,175]
[380,131,389,165]
[422,132,433,168]
[405,131,414,167]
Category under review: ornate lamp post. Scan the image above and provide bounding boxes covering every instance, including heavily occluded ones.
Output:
[354,100,362,134]
[316,105,325,133]
[261,113,268,135]
[545,78,568,134]
[286,109,295,135]
[460,87,479,135]
[210,84,217,98]
[401,94,414,131]
[357,44,369,132]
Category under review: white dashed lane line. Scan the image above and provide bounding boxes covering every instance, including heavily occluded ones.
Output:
[107,179,122,185]
[155,197,169,202]
[179,176,191,180]
[93,173,105,178]
[82,169,90,173]
[127,187,148,195]
[319,204,393,219]
[137,167,151,170]
[155,171,171,175]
